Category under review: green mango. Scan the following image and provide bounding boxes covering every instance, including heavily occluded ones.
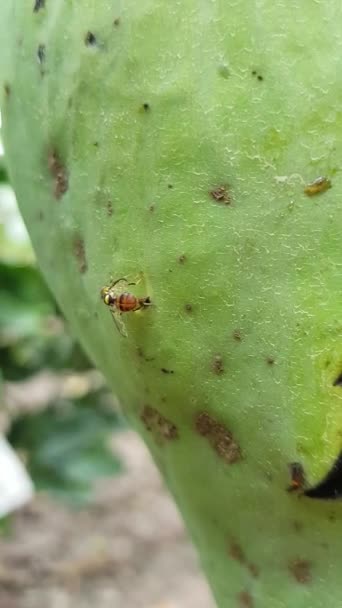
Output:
[1,2,341,606]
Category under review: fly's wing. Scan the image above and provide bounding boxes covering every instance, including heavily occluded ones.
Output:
[110,309,128,338]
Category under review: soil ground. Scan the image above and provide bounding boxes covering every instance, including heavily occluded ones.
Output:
[0,431,215,608]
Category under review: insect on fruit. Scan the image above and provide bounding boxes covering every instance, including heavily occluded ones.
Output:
[100,277,151,336]
[304,176,331,196]
[287,462,306,494]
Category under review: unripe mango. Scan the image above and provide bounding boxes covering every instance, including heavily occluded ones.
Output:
[1,2,341,606]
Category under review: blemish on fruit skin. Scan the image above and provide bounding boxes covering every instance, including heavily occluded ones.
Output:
[237,591,254,607]
[266,356,275,365]
[142,102,150,111]
[178,254,186,264]
[229,541,245,564]
[167,184,173,189]
[210,185,231,205]
[228,540,259,578]
[37,44,46,75]
[37,44,45,64]
[195,411,241,464]
[212,354,224,375]
[33,0,45,12]
[38,210,44,221]
[185,303,193,313]
[333,371,342,387]
[251,69,264,81]
[4,83,11,98]
[289,559,312,584]
[293,520,304,532]
[218,64,230,79]
[233,329,242,342]
[72,236,87,274]
[107,201,113,216]
[304,176,331,196]
[48,150,69,199]
[85,31,97,46]
[161,367,175,375]
[137,347,155,362]
[248,563,259,577]
[141,405,178,442]
[113,18,120,27]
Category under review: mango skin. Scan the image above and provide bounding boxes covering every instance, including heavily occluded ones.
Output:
[1,2,342,606]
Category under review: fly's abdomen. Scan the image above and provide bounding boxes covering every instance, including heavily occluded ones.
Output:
[118,292,138,312]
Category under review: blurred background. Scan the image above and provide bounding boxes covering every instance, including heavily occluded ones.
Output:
[0,120,214,608]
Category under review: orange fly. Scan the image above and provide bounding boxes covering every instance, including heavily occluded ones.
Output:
[100,277,151,336]
[287,462,306,493]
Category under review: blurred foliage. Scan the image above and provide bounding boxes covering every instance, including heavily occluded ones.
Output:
[0,145,124,510]
[8,395,124,507]
[0,261,89,380]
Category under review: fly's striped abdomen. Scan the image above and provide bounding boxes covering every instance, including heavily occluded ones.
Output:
[118,292,139,312]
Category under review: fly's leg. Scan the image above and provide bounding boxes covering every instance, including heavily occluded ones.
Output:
[108,277,136,290]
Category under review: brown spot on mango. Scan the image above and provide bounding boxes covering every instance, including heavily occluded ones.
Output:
[72,236,87,274]
[237,591,254,607]
[195,411,241,464]
[212,354,224,374]
[289,559,312,584]
[141,405,178,443]
[48,150,69,199]
[210,185,231,205]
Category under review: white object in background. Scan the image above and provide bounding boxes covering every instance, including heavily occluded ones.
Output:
[0,436,34,518]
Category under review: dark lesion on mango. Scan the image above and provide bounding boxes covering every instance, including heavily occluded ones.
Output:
[3,83,11,98]
[72,236,87,274]
[48,150,69,199]
[141,405,178,443]
[33,0,45,12]
[288,559,312,584]
[251,69,264,81]
[237,590,254,608]
[37,43,45,64]
[136,346,155,362]
[228,539,259,578]
[195,411,241,464]
[212,354,225,375]
[210,185,231,205]
[232,329,242,342]
[85,31,97,46]
[37,44,46,76]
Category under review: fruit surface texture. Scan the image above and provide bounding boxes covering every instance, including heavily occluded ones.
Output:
[1,2,342,606]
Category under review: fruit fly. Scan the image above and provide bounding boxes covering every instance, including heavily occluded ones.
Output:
[287,462,306,494]
[304,176,331,196]
[100,277,151,336]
